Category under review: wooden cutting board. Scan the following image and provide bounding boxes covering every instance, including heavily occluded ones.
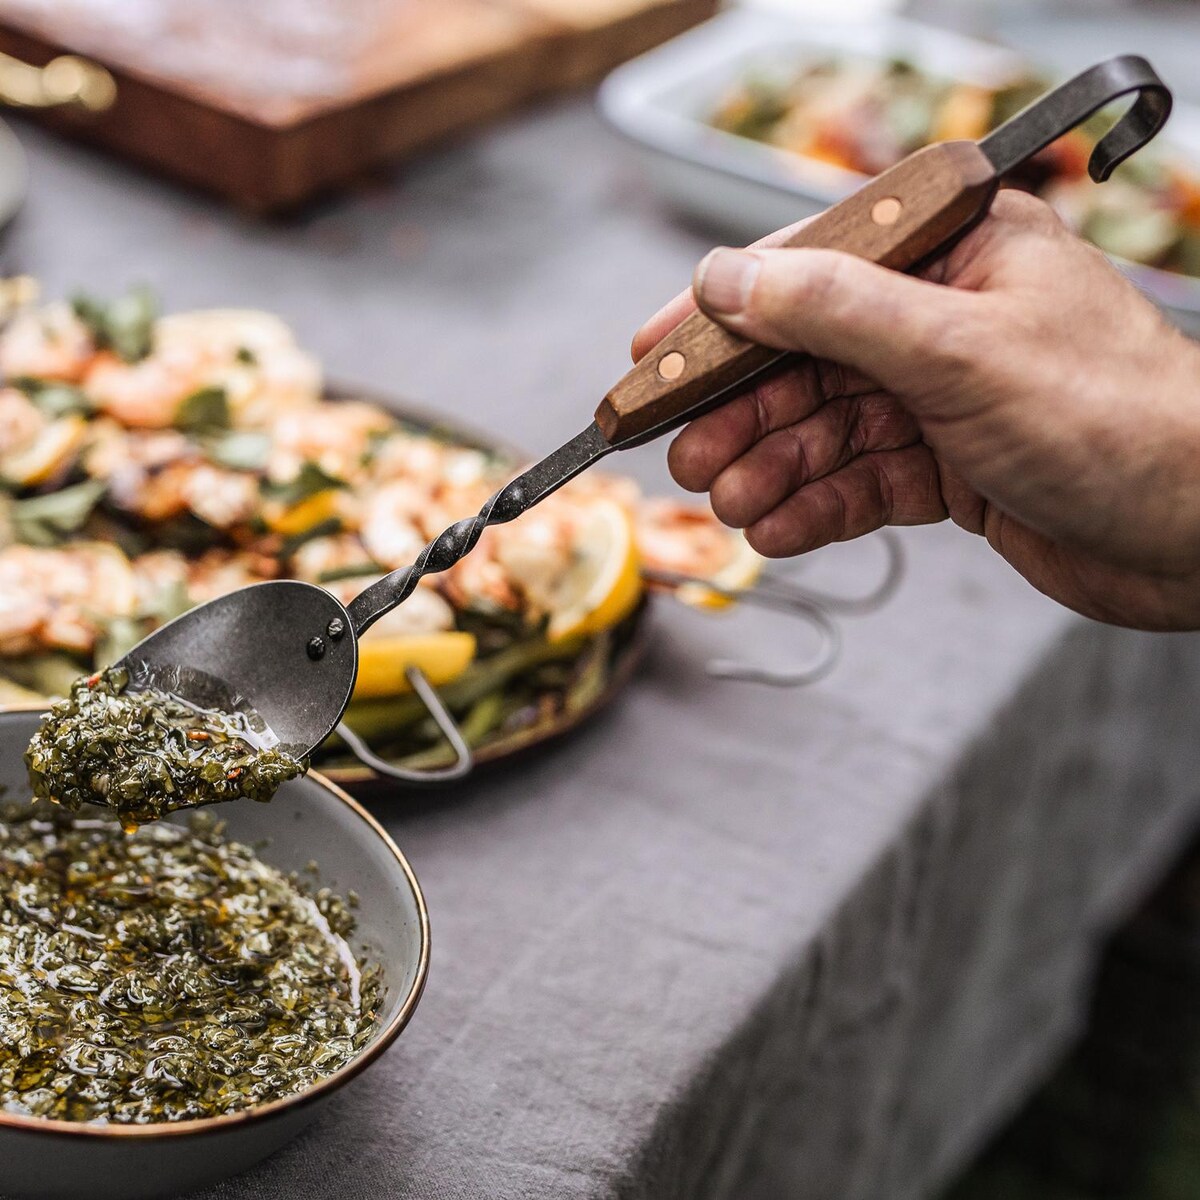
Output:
[0,0,716,211]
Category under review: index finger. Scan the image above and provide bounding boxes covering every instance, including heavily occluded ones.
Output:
[630,214,818,362]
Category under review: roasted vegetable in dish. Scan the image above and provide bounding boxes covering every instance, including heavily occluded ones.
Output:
[709,56,1200,278]
[26,666,306,828]
[0,291,759,771]
[0,805,380,1124]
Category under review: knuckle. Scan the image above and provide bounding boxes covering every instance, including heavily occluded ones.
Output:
[780,424,815,488]
[992,189,1067,237]
[842,398,871,459]
[869,458,896,525]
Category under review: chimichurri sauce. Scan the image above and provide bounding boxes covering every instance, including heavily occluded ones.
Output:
[25,667,307,828]
[0,806,380,1124]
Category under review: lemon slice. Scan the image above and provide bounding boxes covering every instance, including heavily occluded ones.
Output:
[263,489,340,537]
[2,415,87,487]
[677,533,763,611]
[545,498,642,642]
[353,631,477,699]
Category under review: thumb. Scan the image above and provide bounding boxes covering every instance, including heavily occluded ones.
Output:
[693,246,980,401]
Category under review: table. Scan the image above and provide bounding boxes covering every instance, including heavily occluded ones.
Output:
[6,91,1200,1200]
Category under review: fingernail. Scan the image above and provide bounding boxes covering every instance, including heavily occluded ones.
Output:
[696,248,759,316]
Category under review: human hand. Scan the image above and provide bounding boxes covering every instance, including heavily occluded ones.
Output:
[634,191,1200,631]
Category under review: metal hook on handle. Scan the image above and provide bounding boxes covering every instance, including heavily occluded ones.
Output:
[335,665,473,784]
[643,529,904,687]
[979,54,1172,183]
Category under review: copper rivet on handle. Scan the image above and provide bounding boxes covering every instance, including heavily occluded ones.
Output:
[658,352,686,380]
[871,197,903,226]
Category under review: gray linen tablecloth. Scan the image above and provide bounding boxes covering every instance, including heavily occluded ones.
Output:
[6,90,1200,1200]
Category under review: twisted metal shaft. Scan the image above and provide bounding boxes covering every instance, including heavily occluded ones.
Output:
[344,479,523,635]
[344,423,612,637]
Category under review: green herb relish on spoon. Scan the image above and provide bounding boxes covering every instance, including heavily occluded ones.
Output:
[25,667,307,829]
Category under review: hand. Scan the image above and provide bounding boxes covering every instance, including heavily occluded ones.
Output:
[633,191,1200,631]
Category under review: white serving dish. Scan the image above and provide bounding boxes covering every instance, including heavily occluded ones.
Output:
[597,7,1200,334]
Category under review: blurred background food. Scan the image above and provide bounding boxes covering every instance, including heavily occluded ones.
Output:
[708,55,1200,277]
[598,6,1200,333]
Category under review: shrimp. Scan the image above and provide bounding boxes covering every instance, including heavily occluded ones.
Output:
[488,503,578,618]
[319,572,456,638]
[0,302,95,383]
[0,543,136,656]
[359,480,429,570]
[439,540,521,613]
[84,427,255,529]
[178,463,259,530]
[185,549,271,605]
[83,345,210,429]
[268,401,393,485]
[562,471,642,518]
[0,387,43,455]
[368,431,440,483]
[635,498,743,578]
[289,533,455,637]
[85,426,194,521]
[154,309,322,427]
[365,584,456,638]
[289,532,377,582]
[130,549,189,616]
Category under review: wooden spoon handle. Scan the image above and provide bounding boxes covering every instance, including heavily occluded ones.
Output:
[594,140,998,444]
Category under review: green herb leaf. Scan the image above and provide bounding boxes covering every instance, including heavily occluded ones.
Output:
[71,287,157,363]
[95,615,146,668]
[316,560,385,584]
[11,479,106,546]
[12,377,92,418]
[261,461,347,507]
[202,429,271,472]
[175,386,231,433]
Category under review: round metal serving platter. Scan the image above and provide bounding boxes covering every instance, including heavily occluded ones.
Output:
[0,386,650,795]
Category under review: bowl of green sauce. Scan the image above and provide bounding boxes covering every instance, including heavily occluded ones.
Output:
[0,709,429,1200]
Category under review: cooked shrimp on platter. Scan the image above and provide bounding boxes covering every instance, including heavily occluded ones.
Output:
[0,543,136,655]
[0,303,94,384]
[268,400,392,485]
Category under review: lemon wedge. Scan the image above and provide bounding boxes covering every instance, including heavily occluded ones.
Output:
[677,533,763,611]
[2,415,87,487]
[545,498,642,642]
[353,630,477,700]
[263,489,340,537]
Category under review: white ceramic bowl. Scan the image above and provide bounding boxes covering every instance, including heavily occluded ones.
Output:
[599,8,1200,335]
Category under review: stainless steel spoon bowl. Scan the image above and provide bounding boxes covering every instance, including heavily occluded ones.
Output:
[118,579,358,757]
